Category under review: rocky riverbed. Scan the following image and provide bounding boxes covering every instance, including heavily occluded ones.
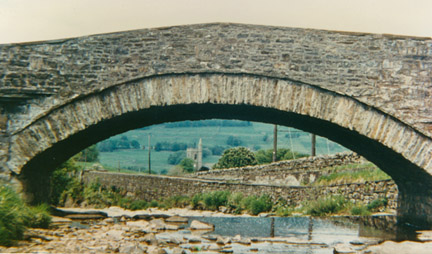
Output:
[1,207,432,254]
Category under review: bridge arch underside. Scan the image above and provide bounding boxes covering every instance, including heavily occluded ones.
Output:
[11,73,432,226]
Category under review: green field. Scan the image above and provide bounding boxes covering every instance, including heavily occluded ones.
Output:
[98,120,349,174]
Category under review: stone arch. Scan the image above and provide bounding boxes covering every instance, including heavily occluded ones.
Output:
[10,73,432,225]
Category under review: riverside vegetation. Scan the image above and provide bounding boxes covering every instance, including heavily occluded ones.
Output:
[0,148,389,247]
[0,185,51,246]
[54,156,389,218]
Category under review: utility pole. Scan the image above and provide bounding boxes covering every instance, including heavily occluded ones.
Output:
[311,134,316,156]
[273,125,277,162]
[148,134,151,174]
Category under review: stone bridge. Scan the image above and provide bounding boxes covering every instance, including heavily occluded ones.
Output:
[0,23,431,226]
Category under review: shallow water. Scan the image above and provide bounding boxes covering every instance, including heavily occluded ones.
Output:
[187,216,399,240]
[167,215,417,253]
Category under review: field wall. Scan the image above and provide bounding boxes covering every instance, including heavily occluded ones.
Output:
[82,172,398,210]
[194,152,365,186]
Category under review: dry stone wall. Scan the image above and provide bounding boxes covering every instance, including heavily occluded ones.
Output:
[83,171,397,210]
[194,152,364,186]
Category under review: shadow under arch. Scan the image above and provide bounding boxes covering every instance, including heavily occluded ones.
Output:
[12,73,432,227]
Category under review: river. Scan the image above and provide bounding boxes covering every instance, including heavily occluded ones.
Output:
[1,207,430,253]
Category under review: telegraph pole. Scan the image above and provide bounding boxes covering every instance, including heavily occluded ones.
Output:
[273,125,277,162]
[148,134,151,174]
[311,134,316,156]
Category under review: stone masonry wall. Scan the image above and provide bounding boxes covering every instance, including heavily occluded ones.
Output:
[83,171,398,210]
[1,23,431,138]
[194,152,364,186]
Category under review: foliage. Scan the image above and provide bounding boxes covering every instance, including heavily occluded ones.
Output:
[0,185,26,246]
[190,191,273,215]
[350,204,371,216]
[210,145,226,156]
[50,156,82,205]
[304,195,349,216]
[167,165,186,176]
[314,168,391,185]
[0,185,51,247]
[160,195,191,209]
[167,151,186,165]
[366,197,388,212]
[23,204,52,229]
[128,200,148,210]
[275,206,295,217]
[98,136,141,152]
[243,195,273,215]
[227,192,245,214]
[350,197,388,216]
[155,141,188,152]
[179,158,195,173]
[202,191,230,210]
[226,135,243,147]
[255,148,308,164]
[76,145,99,162]
[213,147,258,169]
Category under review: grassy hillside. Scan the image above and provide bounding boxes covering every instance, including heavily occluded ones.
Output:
[97,120,348,174]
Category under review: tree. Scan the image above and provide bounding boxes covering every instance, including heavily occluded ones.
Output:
[179,158,195,173]
[213,147,258,169]
[226,136,243,147]
[77,145,99,162]
[130,140,141,149]
[167,151,186,165]
[255,148,308,164]
[210,145,226,156]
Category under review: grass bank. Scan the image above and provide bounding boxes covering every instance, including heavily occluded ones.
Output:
[0,185,51,246]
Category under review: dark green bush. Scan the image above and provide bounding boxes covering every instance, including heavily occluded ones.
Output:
[367,197,388,212]
[162,195,191,208]
[128,200,148,210]
[240,195,273,215]
[227,192,244,214]
[23,204,52,229]
[305,195,348,216]
[191,193,203,209]
[148,200,159,208]
[350,204,371,216]
[213,147,258,169]
[202,191,230,210]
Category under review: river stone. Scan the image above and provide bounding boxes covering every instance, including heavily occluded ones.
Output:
[166,215,188,223]
[149,219,167,230]
[233,234,242,242]
[143,233,158,245]
[103,217,115,223]
[165,224,180,230]
[172,247,189,254]
[188,236,202,243]
[119,243,146,254]
[417,230,432,241]
[127,220,150,228]
[333,243,356,253]
[208,243,222,251]
[105,229,124,240]
[216,236,231,245]
[147,246,168,254]
[189,220,214,230]
[365,241,432,254]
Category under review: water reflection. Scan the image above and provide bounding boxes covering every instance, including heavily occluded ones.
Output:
[187,215,417,242]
